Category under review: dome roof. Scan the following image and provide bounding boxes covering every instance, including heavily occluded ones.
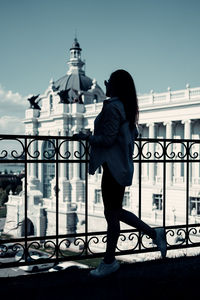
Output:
[70,38,81,50]
[52,38,105,104]
[54,73,92,92]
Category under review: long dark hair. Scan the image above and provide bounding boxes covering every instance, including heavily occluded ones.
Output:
[108,69,139,128]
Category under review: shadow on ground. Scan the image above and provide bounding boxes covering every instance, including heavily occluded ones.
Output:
[1,255,200,300]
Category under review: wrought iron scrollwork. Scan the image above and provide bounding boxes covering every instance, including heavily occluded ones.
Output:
[43,139,56,159]
[0,135,200,270]
[0,242,24,261]
[58,140,71,159]
[188,142,200,160]
[0,138,25,159]
[58,238,86,257]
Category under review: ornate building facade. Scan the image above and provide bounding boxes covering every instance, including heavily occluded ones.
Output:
[4,39,200,239]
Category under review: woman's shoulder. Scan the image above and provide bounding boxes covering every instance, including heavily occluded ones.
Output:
[107,97,123,106]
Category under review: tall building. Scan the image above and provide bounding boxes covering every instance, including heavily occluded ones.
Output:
[4,38,200,239]
[4,38,105,237]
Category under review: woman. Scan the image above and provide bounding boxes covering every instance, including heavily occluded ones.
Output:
[78,70,167,278]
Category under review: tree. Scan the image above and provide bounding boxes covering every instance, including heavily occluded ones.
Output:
[0,175,22,206]
[0,178,11,189]
[5,184,13,194]
[15,185,22,195]
[0,188,8,206]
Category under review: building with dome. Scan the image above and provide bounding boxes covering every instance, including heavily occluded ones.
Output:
[4,38,200,242]
[4,38,105,237]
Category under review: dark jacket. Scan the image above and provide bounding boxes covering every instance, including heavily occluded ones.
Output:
[89,97,138,186]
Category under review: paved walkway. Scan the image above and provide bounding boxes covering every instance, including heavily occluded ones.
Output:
[0,255,200,300]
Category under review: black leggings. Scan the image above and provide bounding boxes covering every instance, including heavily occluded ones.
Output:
[101,163,156,264]
[101,163,125,210]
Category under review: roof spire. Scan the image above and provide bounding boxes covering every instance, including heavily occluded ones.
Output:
[67,37,85,74]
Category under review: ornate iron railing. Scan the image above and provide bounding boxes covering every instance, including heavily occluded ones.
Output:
[0,134,200,269]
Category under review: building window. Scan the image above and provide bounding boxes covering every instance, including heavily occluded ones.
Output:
[94,94,98,102]
[95,189,102,204]
[190,197,200,215]
[43,164,55,198]
[49,95,53,109]
[123,192,130,207]
[153,194,162,210]
[43,140,55,198]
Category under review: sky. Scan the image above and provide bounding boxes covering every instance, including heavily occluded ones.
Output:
[0,0,200,134]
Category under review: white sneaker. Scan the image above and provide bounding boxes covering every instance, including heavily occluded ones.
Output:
[90,260,120,278]
[153,228,167,258]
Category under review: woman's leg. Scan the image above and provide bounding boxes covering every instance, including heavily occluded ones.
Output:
[101,163,125,264]
[101,163,157,263]
[104,209,121,264]
[119,209,167,258]
[119,209,156,239]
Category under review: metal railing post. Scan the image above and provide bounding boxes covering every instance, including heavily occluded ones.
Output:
[186,140,190,246]
[163,140,166,228]
[24,137,28,263]
[55,137,59,260]
[84,140,89,255]
[138,138,142,250]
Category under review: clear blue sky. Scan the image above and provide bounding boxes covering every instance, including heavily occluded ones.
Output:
[0,0,200,97]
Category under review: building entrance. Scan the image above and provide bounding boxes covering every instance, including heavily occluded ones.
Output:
[21,218,34,236]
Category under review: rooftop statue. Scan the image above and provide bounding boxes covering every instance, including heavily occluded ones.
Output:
[57,89,70,103]
[58,89,84,104]
[27,94,41,110]
[72,89,83,103]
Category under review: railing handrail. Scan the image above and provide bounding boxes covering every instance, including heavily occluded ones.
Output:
[0,134,200,142]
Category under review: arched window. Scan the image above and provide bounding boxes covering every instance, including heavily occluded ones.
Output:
[21,219,34,236]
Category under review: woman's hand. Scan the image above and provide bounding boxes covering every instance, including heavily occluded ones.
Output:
[72,131,91,141]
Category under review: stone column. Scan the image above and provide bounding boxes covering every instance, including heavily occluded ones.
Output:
[27,130,42,210]
[68,125,73,180]
[73,140,80,180]
[59,130,67,179]
[28,130,40,191]
[133,142,139,184]
[182,119,191,139]
[71,137,84,210]
[37,140,43,190]
[58,130,71,203]
[182,119,191,183]
[147,123,155,184]
[164,121,173,185]
[30,138,37,179]
[133,125,143,185]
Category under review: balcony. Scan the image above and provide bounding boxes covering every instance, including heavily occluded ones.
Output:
[0,134,200,271]
[1,254,200,299]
